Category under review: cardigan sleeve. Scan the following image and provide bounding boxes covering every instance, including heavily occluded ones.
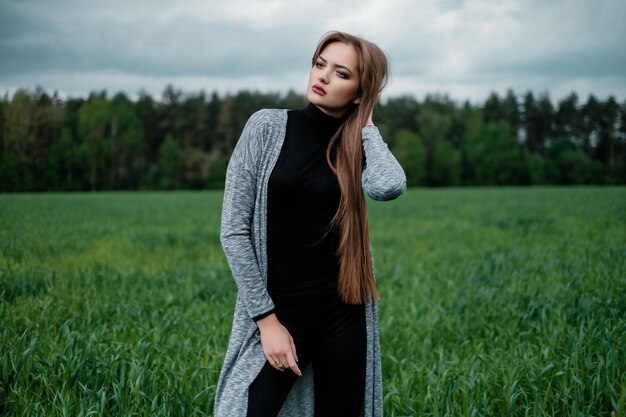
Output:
[361,125,407,201]
[219,111,275,320]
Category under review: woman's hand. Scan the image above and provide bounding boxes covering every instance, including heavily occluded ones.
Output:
[256,313,302,376]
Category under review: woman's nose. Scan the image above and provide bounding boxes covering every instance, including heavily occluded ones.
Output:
[318,69,329,83]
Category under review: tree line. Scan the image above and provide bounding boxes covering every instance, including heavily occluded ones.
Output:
[1,85,624,192]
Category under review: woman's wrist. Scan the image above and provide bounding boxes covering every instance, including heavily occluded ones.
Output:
[252,308,275,322]
[256,312,278,331]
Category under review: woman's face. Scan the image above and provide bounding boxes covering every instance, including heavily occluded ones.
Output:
[307,41,361,118]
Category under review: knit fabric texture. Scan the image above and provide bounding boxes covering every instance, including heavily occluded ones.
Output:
[214,107,407,417]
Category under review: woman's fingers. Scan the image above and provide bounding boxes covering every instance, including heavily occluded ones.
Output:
[263,347,289,372]
[267,354,285,372]
[264,354,286,372]
[289,337,298,363]
[287,337,302,375]
[280,351,302,377]
[269,350,301,376]
[263,347,301,375]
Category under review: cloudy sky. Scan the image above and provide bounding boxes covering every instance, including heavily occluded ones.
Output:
[1,0,625,105]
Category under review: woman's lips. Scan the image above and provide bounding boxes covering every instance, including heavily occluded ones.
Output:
[312,85,326,96]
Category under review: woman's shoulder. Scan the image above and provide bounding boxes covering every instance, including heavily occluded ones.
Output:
[235,108,288,156]
[246,108,288,130]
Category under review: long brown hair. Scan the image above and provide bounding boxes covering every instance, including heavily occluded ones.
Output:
[313,31,390,304]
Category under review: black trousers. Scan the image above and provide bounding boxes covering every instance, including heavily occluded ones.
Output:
[246,278,367,417]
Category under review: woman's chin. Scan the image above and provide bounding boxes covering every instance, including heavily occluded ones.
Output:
[307,92,323,104]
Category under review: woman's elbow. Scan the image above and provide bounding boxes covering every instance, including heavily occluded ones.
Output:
[219,227,250,250]
[364,174,407,201]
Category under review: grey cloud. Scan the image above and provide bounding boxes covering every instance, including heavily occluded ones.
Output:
[0,1,63,73]
[1,1,319,78]
[1,0,624,102]
[476,46,626,79]
[466,18,626,79]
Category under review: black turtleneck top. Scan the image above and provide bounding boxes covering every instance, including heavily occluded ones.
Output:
[252,102,346,321]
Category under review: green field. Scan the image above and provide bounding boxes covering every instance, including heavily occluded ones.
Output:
[1,187,625,416]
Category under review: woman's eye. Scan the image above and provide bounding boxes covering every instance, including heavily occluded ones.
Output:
[337,72,348,79]
[316,62,324,68]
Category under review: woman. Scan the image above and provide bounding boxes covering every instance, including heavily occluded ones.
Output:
[214,30,406,417]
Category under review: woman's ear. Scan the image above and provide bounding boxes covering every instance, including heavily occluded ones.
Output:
[353,95,361,104]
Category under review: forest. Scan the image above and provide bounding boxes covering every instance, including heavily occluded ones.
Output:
[1,85,624,192]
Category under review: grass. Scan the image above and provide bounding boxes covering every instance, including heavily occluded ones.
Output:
[1,186,625,416]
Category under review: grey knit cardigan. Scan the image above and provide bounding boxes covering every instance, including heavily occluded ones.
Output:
[214,107,407,417]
